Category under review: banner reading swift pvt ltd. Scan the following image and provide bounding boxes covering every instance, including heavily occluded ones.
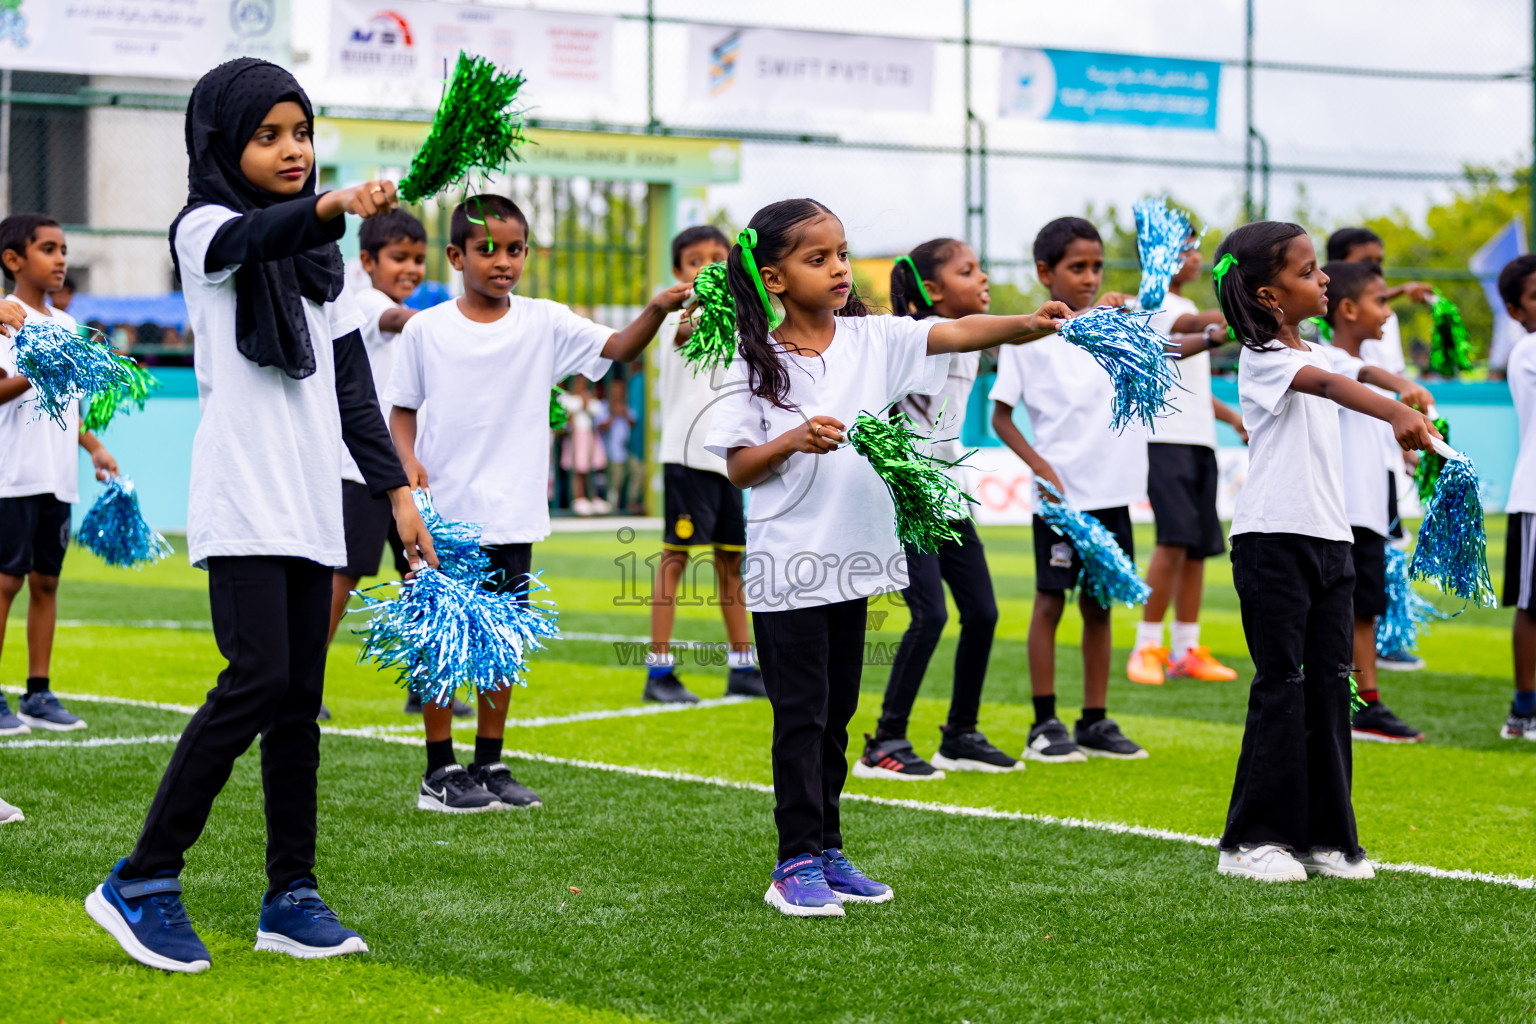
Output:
[329,0,612,96]
[686,26,933,115]
[999,47,1221,131]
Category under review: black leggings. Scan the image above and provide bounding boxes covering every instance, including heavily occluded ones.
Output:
[128,556,331,894]
[754,598,867,863]
[877,518,998,738]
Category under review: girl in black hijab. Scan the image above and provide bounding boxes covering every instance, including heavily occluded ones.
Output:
[86,58,438,974]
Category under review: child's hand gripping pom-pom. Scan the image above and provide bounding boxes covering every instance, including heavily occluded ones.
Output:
[410,489,491,581]
[1035,482,1151,608]
[1133,196,1196,312]
[549,386,568,430]
[398,53,529,204]
[14,319,133,428]
[1428,292,1473,378]
[1376,545,1447,657]
[354,568,559,708]
[1413,413,1452,503]
[680,262,736,374]
[82,351,161,433]
[76,476,174,569]
[1408,438,1496,607]
[1056,305,1182,432]
[845,408,974,555]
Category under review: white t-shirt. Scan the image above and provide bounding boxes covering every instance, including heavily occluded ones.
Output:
[178,204,367,569]
[1360,313,1409,474]
[656,317,730,475]
[340,285,402,485]
[1505,331,1536,514]
[385,296,613,544]
[0,298,80,503]
[894,315,979,487]
[1231,341,1351,542]
[988,334,1148,510]
[1321,346,1392,537]
[703,315,949,611]
[1147,292,1217,449]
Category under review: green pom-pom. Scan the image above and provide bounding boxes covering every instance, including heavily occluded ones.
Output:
[1414,416,1451,504]
[1429,292,1473,377]
[399,53,529,205]
[1350,677,1366,713]
[1304,316,1331,342]
[82,351,160,433]
[846,407,973,555]
[549,386,568,431]
[680,262,736,374]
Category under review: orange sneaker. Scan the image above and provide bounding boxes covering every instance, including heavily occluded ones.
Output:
[1127,646,1168,685]
[1168,646,1238,681]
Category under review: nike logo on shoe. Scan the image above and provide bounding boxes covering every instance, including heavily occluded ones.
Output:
[107,885,143,924]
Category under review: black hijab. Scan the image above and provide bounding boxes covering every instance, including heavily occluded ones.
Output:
[170,58,345,380]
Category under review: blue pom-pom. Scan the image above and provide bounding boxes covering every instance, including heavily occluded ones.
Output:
[76,476,174,569]
[355,568,560,708]
[1134,196,1196,311]
[13,319,132,428]
[1408,448,1496,607]
[1035,483,1150,608]
[1056,305,1182,432]
[411,489,491,581]
[1376,545,1446,656]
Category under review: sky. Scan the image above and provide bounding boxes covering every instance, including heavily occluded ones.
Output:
[293,0,1533,272]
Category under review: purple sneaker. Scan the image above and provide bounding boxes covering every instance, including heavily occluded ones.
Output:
[763,853,844,918]
[821,849,893,904]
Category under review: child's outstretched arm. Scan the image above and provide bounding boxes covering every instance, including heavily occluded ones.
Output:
[1357,365,1433,412]
[0,372,29,405]
[1291,365,1440,451]
[602,284,694,363]
[204,180,399,273]
[78,429,118,481]
[991,400,1065,498]
[724,415,845,489]
[926,301,1073,355]
[1164,321,1230,358]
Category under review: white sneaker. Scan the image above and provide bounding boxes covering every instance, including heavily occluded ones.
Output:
[0,796,22,824]
[572,497,593,516]
[1298,849,1375,880]
[590,497,612,515]
[1217,844,1307,882]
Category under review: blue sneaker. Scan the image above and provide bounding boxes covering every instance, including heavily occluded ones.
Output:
[85,858,210,973]
[255,881,369,958]
[0,693,29,736]
[821,848,894,904]
[18,690,85,731]
[763,854,844,918]
[1376,648,1426,672]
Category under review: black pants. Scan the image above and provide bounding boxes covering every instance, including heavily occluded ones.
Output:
[129,556,331,894]
[877,519,997,738]
[1222,534,1361,856]
[754,598,867,863]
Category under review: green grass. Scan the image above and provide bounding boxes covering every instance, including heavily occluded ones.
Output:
[2,524,1534,1023]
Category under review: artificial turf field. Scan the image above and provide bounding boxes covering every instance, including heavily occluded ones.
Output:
[3,520,1535,1023]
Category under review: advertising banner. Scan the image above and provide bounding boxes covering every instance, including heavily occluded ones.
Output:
[999,47,1221,131]
[686,25,933,115]
[329,0,611,95]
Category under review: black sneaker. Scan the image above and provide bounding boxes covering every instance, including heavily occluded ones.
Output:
[1351,701,1425,743]
[1501,707,1536,741]
[1023,717,1086,763]
[851,733,945,780]
[417,765,501,813]
[726,666,767,698]
[643,671,700,704]
[1074,717,1149,760]
[317,704,332,722]
[471,762,542,808]
[931,725,1022,773]
[404,692,473,717]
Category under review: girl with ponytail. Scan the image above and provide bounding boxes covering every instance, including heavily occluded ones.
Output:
[703,199,1068,917]
[1211,222,1439,885]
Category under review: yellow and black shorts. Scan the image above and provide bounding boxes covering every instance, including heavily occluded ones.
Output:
[662,463,746,552]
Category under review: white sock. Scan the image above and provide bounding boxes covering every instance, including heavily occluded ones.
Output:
[727,649,755,670]
[1171,621,1201,662]
[644,651,675,669]
[1134,621,1165,653]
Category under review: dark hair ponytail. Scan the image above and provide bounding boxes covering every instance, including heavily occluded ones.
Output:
[890,237,963,319]
[1212,221,1307,352]
[726,197,869,409]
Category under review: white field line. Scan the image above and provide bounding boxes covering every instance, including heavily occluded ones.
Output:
[54,620,727,650]
[7,692,1533,891]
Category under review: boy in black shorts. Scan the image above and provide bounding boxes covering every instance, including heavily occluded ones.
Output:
[645,226,764,704]
[1497,253,1536,740]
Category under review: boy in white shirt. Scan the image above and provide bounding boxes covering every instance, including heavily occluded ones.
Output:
[1496,253,1536,741]
[387,194,690,813]
[1319,261,1432,743]
[990,217,1149,762]
[0,214,117,736]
